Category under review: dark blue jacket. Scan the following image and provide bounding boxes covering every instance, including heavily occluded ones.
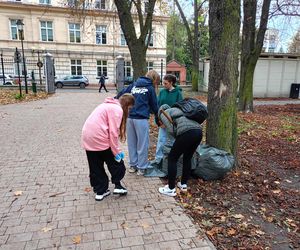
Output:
[116,76,158,119]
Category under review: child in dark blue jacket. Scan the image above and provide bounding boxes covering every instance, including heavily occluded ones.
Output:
[116,70,160,175]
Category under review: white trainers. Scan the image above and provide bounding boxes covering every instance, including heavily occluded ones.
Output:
[158,185,176,197]
[177,182,188,192]
[136,169,145,176]
[95,189,110,201]
[128,166,137,173]
[113,184,128,195]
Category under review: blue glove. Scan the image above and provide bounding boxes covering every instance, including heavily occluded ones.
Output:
[115,152,125,162]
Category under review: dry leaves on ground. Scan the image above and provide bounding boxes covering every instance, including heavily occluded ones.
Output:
[149,102,300,249]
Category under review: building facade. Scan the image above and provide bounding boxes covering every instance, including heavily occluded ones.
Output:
[0,0,169,84]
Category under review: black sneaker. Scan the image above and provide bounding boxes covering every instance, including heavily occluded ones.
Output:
[113,184,127,195]
[95,189,110,201]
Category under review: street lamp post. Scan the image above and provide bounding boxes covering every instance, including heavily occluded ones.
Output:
[16,19,28,94]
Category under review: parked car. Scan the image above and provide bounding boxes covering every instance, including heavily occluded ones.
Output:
[55,75,89,89]
[0,74,14,85]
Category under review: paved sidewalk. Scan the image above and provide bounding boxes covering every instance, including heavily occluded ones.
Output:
[0,90,215,250]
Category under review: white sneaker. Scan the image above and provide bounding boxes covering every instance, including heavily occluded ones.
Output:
[113,184,128,195]
[177,182,188,192]
[95,189,110,201]
[136,169,145,176]
[128,166,137,173]
[158,185,176,197]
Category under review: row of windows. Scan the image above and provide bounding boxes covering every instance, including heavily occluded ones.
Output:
[70,60,154,77]
[13,0,106,9]
[9,19,154,46]
[7,59,154,78]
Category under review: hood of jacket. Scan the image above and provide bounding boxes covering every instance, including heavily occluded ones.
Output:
[134,76,153,87]
[103,97,120,106]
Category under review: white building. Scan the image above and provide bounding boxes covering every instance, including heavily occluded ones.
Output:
[0,0,169,84]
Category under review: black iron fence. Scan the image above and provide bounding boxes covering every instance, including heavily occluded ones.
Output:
[0,56,45,87]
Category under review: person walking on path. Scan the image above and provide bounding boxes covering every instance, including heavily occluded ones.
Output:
[99,74,108,93]
[157,103,202,196]
[150,74,183,169]
[116,70,160,176]
[81,94,135,201]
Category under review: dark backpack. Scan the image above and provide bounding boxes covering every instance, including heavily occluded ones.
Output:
[172,98,208,124]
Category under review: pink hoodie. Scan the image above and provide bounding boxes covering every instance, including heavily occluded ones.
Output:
[81,97,123,156]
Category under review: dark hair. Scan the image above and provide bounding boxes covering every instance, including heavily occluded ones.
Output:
[163,74,177,87]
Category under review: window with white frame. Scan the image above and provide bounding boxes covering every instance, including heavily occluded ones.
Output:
[147,62,154,71]
[146,32,154,47]
[40,21,53,41]
[124,61,132,77]
[69,23,81,43]
[120,29,127,46]
[71,59,82,75]
[95,0,105,9]
[96,25,107,45]
[39,0,51,4]
[97,60,107,76]
[10,19,20,40]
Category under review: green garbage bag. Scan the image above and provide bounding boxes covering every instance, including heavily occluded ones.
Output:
[193,145,235,180]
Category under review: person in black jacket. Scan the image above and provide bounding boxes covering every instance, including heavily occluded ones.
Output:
[99,74,108,93]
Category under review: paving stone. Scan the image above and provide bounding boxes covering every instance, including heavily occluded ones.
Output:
[0,90,215,250]
[100,238,122,249]
[121,235,144,247]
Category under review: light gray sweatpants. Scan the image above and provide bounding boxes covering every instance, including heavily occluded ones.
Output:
[126,118,150,169]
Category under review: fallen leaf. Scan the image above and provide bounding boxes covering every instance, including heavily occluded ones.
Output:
[120,221,129,229]
[84,187,92,192]
[255,230,265,235]
[227,228,236,236]
[14,191,23,196]
[232,214,244,220]
[206,227,222,237]
[41,227,52,232]
[72,235,81,244]
[272,190,281,194]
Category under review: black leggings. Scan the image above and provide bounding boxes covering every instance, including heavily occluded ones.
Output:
[86,149,125,194]
[168,129,202,189]
[99,83,108,92]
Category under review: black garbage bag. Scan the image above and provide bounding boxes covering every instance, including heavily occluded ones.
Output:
[193,145,235,180]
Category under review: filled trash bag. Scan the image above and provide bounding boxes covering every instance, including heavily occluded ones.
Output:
[193,145,235,180]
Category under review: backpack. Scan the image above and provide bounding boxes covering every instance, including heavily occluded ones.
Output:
[172,98,208,124]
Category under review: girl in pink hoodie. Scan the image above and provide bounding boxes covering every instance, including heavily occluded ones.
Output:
[82,94,134,201]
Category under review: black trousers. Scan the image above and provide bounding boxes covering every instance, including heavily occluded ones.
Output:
[99,83,108,92]
[86,149,125,194]
[168,129,202,189]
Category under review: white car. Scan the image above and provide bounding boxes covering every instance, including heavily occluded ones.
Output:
[0,74,14,85]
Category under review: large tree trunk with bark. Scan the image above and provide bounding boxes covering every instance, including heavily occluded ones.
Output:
[114,0,155,79]
[206,0,240,157]
[238,0,271,112]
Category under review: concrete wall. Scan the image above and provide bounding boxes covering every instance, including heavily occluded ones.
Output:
[200,54,300,98]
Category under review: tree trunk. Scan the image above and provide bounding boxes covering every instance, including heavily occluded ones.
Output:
[238,0,271,112]
[206,0,240,158]
[191,63,199,91]
[129,42,147,79]
[114,0,156,80]
[238,56,257,112]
